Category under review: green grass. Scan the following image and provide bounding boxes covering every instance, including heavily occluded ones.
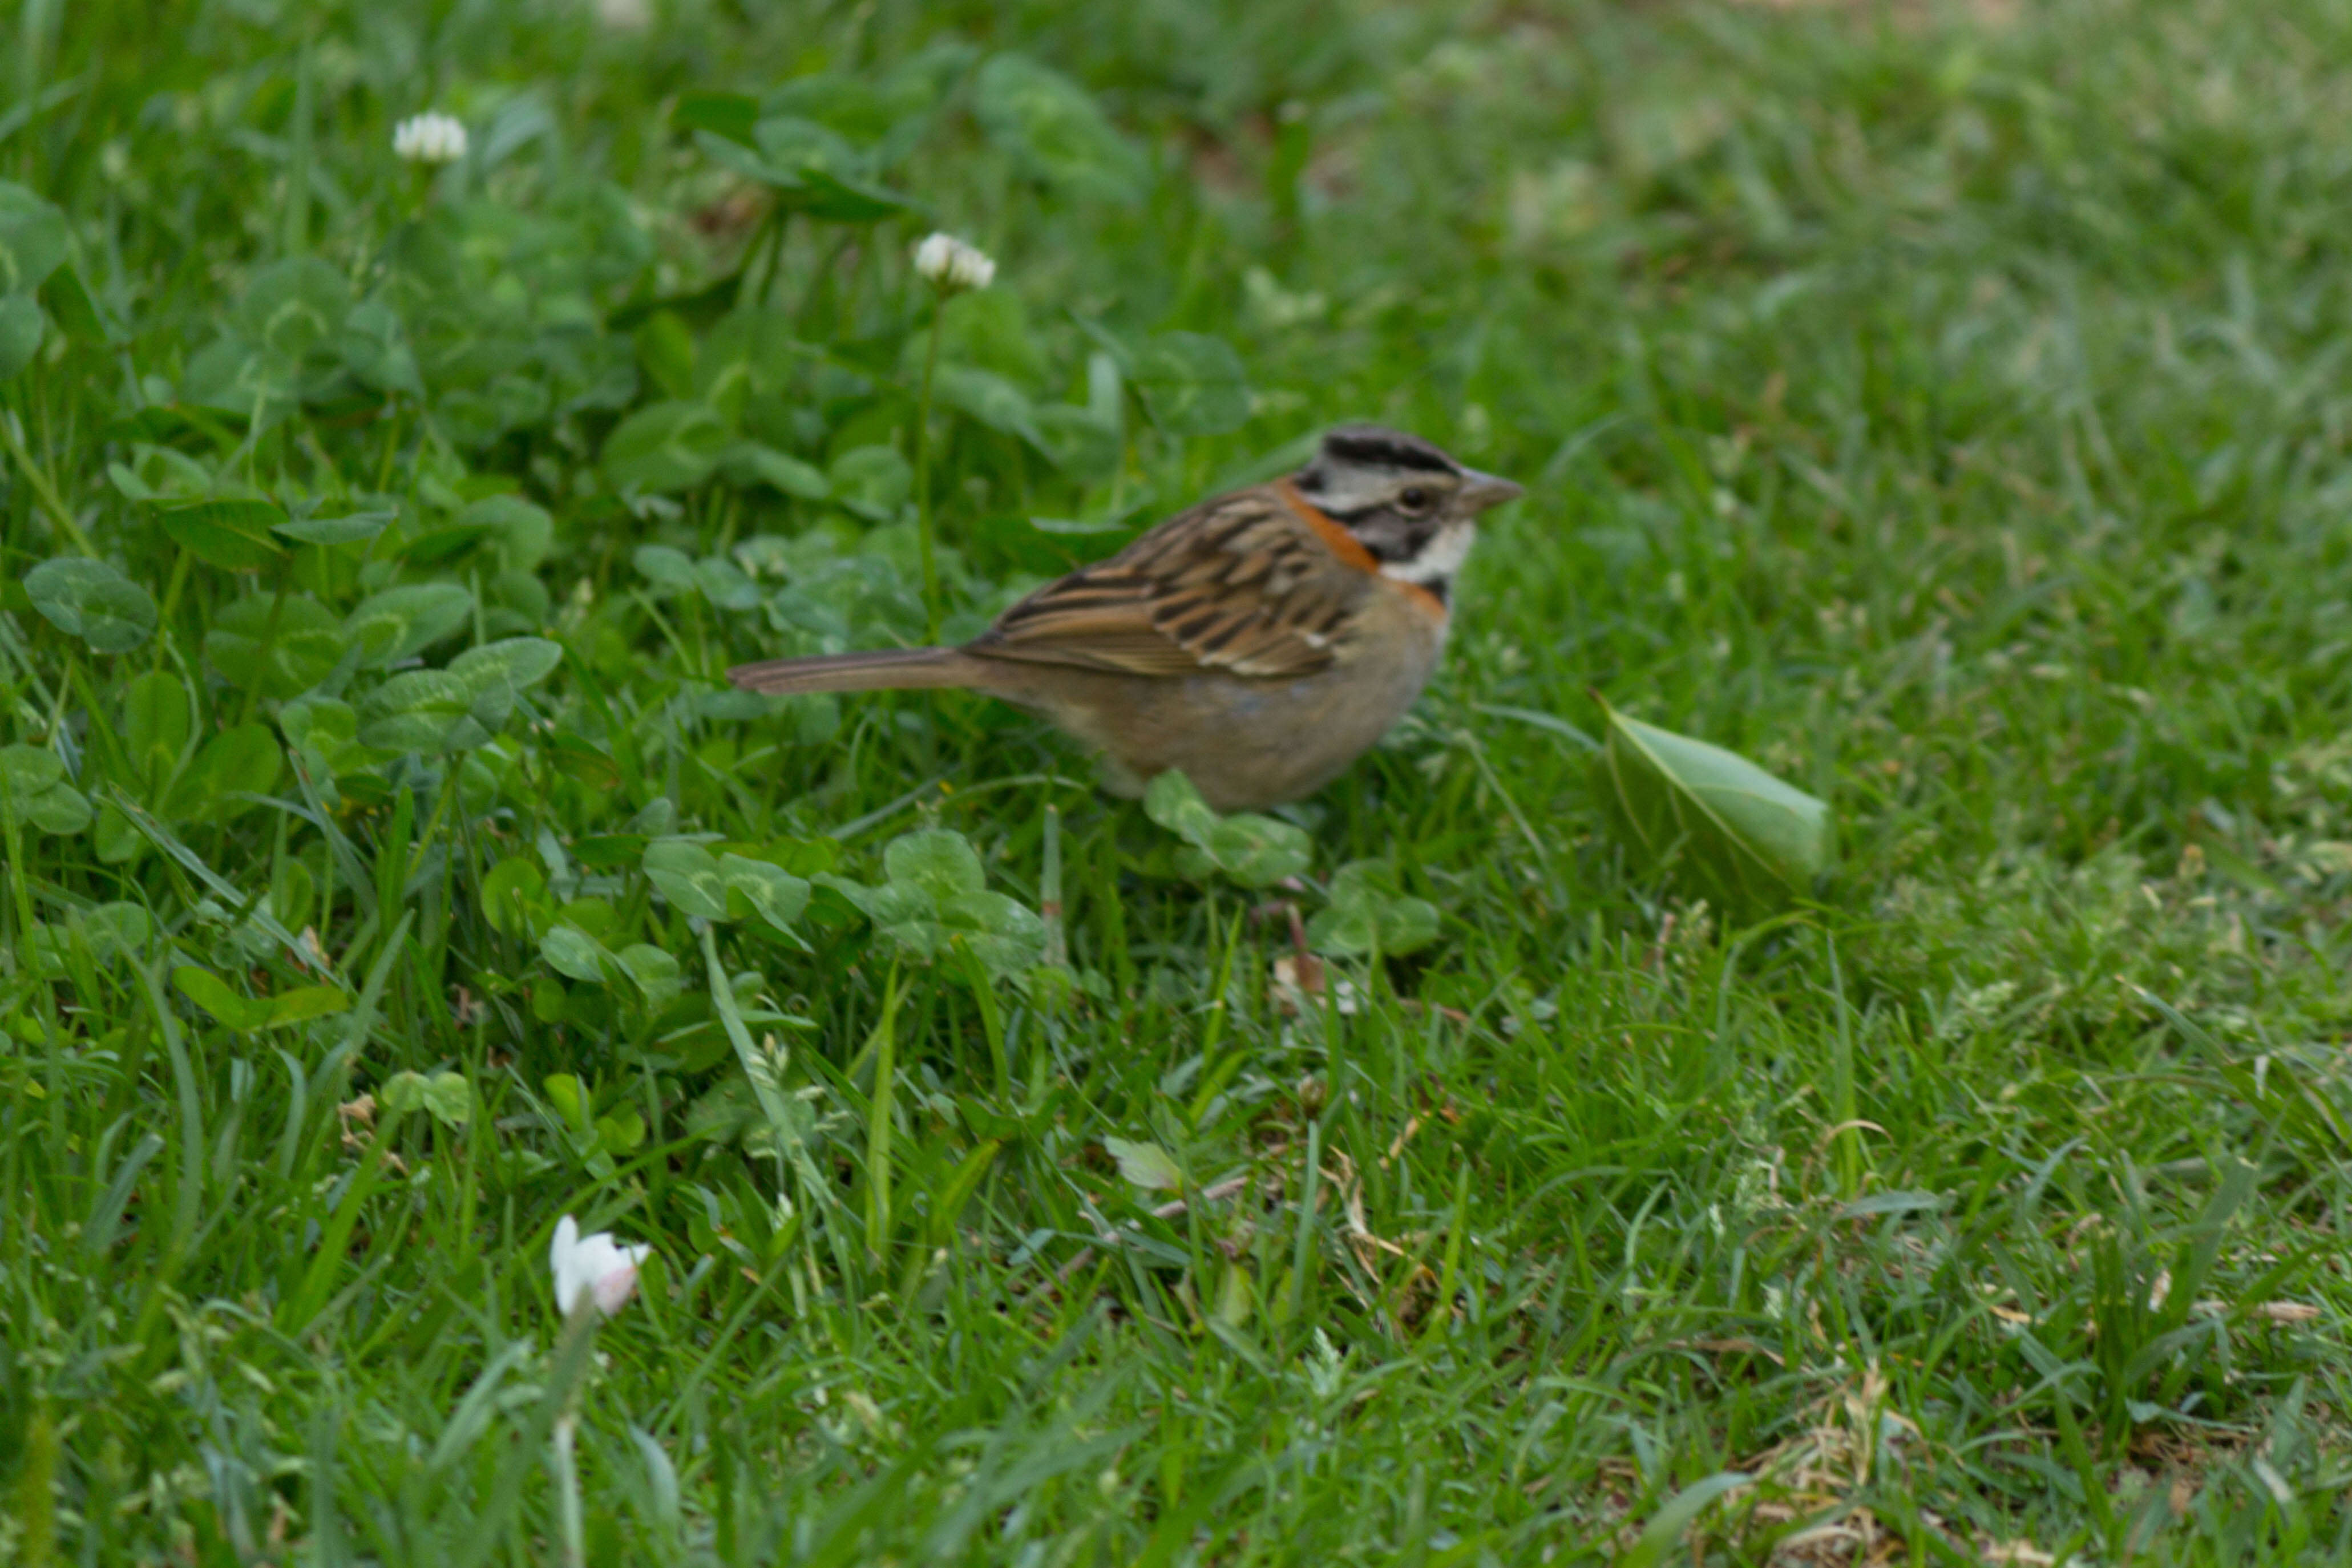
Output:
[3,0,2350,1562]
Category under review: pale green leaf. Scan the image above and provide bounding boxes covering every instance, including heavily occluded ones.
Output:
[344,583,473,667]
[161,499,287,571]
[1104,1136,1183,1192]
[1593,699,1830,917]
[642,840,730,920]
[23,556,156,653]
[449,636,563,696]
[0,742,91,836]
[540,924,611,984]
[1306,861,1442,958]
[884,828,986,902]
[1146,770,1310,888]
[204,595,348,697]
[720,854,811,935]
[171,965,270,1030]
[382,1069,471,1127]
[604,400,729,494]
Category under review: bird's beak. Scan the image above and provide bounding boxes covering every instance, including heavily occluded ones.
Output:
[1459,468,1525,512]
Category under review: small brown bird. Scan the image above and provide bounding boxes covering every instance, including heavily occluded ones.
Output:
[728,426,1523,810]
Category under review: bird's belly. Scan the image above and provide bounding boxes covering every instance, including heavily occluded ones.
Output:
[1027,624,1442,811]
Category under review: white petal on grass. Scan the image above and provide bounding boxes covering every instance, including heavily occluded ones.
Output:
[549,1214,650,1316]
[913,232,996,292]
[393,112,469,166]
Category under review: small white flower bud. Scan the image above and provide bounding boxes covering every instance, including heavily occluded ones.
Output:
[912,232,995,293]
[549,1214,650,1317]
[393,112,470,167]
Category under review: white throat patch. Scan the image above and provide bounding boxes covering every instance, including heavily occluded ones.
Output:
[1378,520,1477,585]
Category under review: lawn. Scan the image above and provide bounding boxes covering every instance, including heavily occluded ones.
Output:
[2,0,2349,1562]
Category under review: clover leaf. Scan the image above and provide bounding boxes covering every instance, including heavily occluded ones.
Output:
[884,829,985,902]
[540,924,613,984]
[205,595,349,696]
[1305,861,1442,958]
[643,840,730,920]
[0,745,91,835]
[814,826,1043,976]
[380,1070,471,1129]
[1143,770,1311,888]
[160,499,286,571]
[719,853,812,935]
[452,635,560,689]
[358,670,476,753]
[23,557,157,653]
[345,583,474,667]
[162,725,281,822]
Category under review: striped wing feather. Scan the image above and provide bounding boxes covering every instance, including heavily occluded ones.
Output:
[969,491,1369,680]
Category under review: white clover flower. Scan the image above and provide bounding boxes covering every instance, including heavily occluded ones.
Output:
[549,1214,650,1317]
[393,112,469,167]
[912,232,995,292]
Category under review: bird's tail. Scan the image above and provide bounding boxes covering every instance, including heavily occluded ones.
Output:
[726,646,988,696]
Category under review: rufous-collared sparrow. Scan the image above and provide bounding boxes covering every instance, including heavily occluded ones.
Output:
[728,425,1523,810]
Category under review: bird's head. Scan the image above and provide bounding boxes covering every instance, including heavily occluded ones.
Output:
[1292,425,1524,599]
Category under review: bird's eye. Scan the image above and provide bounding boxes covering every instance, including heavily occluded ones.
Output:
[1399,486,1432,512]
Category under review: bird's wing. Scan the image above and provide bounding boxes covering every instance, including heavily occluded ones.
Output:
[966,486,1376,680]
